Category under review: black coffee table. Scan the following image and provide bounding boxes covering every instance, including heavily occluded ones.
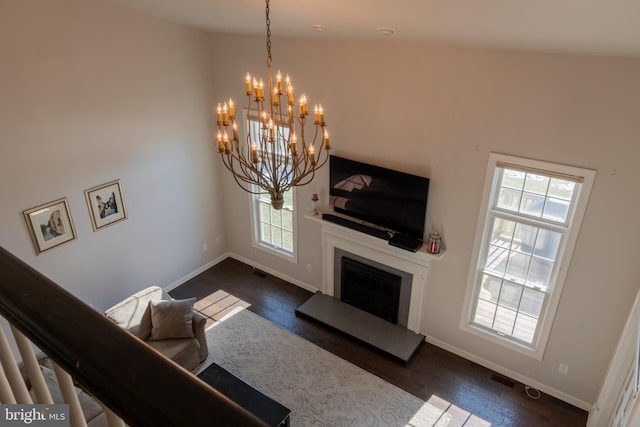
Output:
[198,363,290,427]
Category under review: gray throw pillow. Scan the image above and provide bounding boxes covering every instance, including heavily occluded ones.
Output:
[149,298,196,340]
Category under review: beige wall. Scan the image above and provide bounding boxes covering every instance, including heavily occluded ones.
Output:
[2,0,639,411]
[211,33,640,406]
[0,0,226,309]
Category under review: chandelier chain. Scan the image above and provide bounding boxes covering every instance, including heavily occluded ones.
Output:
[265,0,272,64]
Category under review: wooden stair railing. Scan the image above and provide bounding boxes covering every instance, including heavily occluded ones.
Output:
[0,246,267,426]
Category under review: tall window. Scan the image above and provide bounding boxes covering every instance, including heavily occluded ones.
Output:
[247,117,297,261]
[252,188,296,259]
[461,153,595,358]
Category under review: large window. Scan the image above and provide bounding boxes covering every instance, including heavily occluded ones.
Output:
[461,153,595,358]
[246,116,297,261]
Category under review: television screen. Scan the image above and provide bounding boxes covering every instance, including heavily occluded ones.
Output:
[329,155,429,240]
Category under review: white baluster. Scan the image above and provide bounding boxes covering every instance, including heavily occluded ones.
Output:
[11,326,53,404]
[0,322,27,403]
[52,361,88,427]
[102,405,126,427]
[0,358,16,403]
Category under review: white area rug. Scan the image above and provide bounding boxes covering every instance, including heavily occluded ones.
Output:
[198,307,470,427]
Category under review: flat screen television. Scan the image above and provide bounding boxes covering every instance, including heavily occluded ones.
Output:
[329,155,429,241]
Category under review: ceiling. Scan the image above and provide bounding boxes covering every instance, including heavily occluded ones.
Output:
[113,0,640,58]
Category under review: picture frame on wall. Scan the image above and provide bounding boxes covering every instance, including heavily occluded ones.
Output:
[23,198,77,255]
[85,180,128,231]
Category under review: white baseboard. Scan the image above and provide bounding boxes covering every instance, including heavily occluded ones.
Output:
[164,252,231,292]
[228,253,320,294]
[425,334,593,412]
[164,251,320,295]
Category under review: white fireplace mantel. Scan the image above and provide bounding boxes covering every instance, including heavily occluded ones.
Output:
[306,212,444,334]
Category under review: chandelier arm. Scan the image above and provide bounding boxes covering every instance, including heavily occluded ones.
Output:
[227,141,258,174]
[315,151,330,169]
[242,158,272,190]
[230,172,267,196]
[223,149,271,191]
[292,171,317,188]
[220,155,264,194]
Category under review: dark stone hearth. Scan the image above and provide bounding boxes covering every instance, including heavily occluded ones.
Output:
[295,293,424,364]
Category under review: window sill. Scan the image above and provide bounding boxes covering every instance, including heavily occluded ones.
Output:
[252,241,297,264]
[460,322,544,360]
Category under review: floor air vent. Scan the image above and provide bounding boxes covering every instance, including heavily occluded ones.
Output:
[252,269,268,278]
[491,374,515,388]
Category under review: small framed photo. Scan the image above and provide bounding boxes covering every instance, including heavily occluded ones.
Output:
[85,180,128,231]
[23,198,77,255]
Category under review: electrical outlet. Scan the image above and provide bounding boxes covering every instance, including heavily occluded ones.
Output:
[558,364,569,374]
[202,242,208,251]
[306,264,312,272]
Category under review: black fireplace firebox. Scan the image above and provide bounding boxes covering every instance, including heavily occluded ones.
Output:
[340,257,402,324]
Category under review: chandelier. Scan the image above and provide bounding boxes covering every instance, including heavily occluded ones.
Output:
[215,0,331,210]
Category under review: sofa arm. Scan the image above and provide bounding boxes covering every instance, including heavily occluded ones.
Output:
[192,311,208,362]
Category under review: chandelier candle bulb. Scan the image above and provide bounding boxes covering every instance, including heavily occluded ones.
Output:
[273,89,279,106]
[251,142,259,163]
[314,105,319,124]
[228,99,235,120]
[276,71,282,94]
[268,120,275,141]
[222,102,229,125]
[324,130,330,149]
[232,122,239,141]
[217,131,224,152]
[216,104,222,125]
[291,133,298,156]
[223,130,231,154]
[309,145,316,166]
[299,94,308,116]
[245,73,252,95]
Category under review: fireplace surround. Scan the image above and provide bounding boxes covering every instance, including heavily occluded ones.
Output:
[311,213,444,334]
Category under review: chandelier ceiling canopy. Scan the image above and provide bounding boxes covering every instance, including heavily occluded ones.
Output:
[215,0,331,210]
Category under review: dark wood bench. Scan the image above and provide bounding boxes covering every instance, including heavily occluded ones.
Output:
[198,363,290,427]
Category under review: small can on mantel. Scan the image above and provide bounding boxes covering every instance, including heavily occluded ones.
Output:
[427,232,441,254]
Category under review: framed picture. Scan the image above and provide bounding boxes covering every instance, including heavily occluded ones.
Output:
[23,198,77,255]
[85,180,128,231]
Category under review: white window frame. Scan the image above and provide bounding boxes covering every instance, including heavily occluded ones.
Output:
[244,113,298,262]
[460,153,596,359]
[249,186,297,262]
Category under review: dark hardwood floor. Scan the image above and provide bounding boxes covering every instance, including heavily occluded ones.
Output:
[170,257,588,427]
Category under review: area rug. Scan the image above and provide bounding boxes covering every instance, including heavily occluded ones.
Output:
[198,307,459,427]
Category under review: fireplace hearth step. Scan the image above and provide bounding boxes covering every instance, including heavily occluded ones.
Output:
[295,293,425,365]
